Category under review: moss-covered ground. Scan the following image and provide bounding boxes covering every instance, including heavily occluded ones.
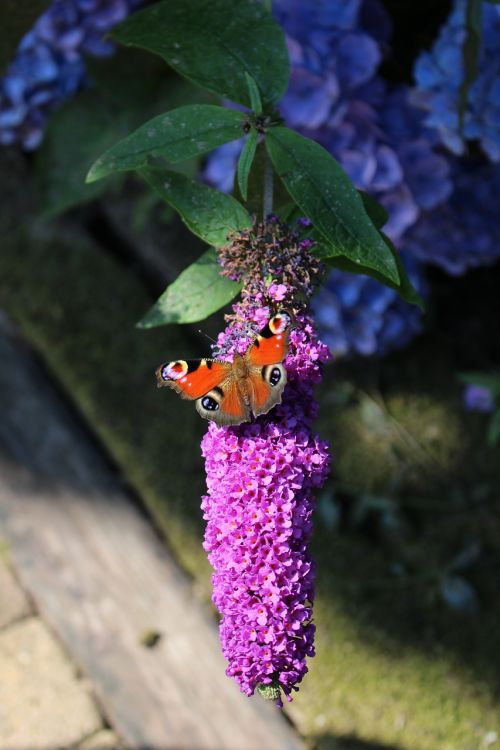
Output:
[1,151,499,750]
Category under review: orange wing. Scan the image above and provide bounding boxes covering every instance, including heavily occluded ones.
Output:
[157,311,292,426]
[249,374,273,412]
[246,311,292,367]
[156,358,231,399]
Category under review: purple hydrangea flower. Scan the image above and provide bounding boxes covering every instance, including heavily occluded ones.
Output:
[201,220,330,703]
[314,88,452,242]
[312,252,427,358]
[206,2,451,242]
[403,159,500,274]
[463,384,495,413]
[412,0,500,162]
[203,4,449,361]
[0,0,144,150]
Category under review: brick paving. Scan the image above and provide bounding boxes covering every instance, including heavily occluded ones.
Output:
[0,559,123,750]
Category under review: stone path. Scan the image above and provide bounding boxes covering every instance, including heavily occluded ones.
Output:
[0,557,124,750]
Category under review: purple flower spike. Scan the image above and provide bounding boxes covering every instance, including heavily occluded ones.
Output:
[201,219,331,703]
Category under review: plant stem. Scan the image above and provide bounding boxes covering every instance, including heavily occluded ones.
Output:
[263,152,274,220]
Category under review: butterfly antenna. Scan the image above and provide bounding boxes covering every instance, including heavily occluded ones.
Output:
[198,329,218,345]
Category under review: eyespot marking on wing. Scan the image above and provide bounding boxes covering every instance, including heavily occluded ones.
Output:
[247,310,292,367]
[161,360,188,381]
[268,311,290,335]
[262,365,283,387]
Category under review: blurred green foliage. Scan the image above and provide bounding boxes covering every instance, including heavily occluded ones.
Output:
[36,50,207,216]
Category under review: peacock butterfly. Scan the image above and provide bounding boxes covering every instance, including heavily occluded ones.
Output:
[155,310,293,426]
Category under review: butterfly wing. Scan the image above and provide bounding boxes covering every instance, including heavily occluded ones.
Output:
[156,312,293,426]
[247,363,287,418]
[156,358,251,426]
[156,358,231,398]
[245,310,292,418]
[246,310,292,367]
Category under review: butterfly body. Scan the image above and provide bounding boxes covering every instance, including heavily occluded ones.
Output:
[156,311,292,426]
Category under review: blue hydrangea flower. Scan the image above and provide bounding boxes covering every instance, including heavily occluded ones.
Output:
[0,0,143,150]
[412,0,500,162]
[403,159,500,275]
[206,4,451,247]
[273,0,386,128]
[202,0,449,359]
[312,253,427,358]
[463,384,495,413]
[316,87,452,241]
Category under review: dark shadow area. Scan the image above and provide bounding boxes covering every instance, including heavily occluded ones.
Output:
[380,0,451,85]
[315,734,411,750]
[314,261,500,699]
[0,311,208,594]
[0,315,121,492]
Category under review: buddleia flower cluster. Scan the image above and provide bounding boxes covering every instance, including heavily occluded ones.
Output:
[0,0,143,149]
[201,218,330,703]
[412,0,500,162]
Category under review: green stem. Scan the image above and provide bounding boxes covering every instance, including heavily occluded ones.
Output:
[263,152,274,220]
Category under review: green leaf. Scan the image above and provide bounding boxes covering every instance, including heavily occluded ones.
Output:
[380,233,425,309]
[237,131,259,202]
[275,202,300,222]
[245,73,263,115]
[0,0,47,74]
[314,233,425,309]
[459,0,482,130]
[140,167,252,247]
[112,0,289,109]
[488,410,500,446]
[266,127,399,284]
[137,248,241,327]
[358,191,388,230]
[87,104,245,183]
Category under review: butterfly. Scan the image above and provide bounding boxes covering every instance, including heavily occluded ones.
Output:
[155,310,293,426]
